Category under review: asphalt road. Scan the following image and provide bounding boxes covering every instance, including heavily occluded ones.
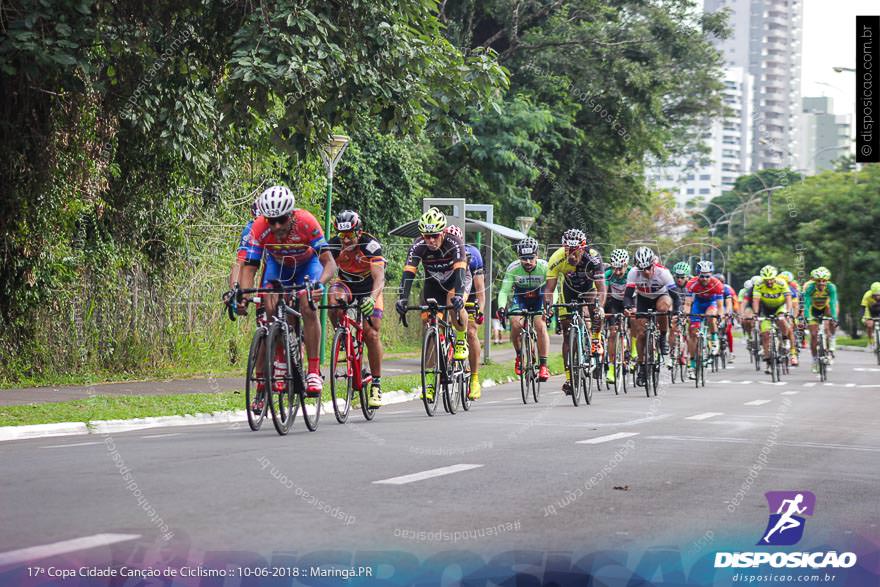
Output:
[1,349,878,578]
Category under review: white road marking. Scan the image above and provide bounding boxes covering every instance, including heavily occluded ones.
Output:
[780,391,800,395]
[485,401,503,404]
[743,400,771,406]
[141,433,182,439]
[645,435,880,453]
[685,412,724,421]
[845,383,856,388]
[717,380,731,383]
[384,411,408,415]
[757,380,788,386]
[854,367,880,372]
[804,382,817,387]
[576,432,640,444]
[40,441,102,449]
[373,464,484,485]
[0,533,141,566]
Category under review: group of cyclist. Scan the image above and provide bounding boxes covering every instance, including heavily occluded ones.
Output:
[226,185,880,410]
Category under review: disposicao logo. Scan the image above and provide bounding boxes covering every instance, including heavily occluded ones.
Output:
[759,490,815,546]
[714,491,858,570]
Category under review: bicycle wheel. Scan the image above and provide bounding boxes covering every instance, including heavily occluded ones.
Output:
[644,329,654,398]
[330,329,353,424]
[694,335,703,390]
[583,352,594,405]
[669,338,678,385]
[460,365,471,412]
[720,335,727,370]
[818,335,827,382]
[266,322,296,435]
[245,327,269,431]
[568,326,583,406]
[875,330,880,365]
[446,360,460,415]
[769,330,779,383]
[359,382,377,421]
[621,331,630,394]
[421,327,442,417]
[531,332,541,403]
[651,344,661,396]
[752,331,761,371]
[519,330,531,404]
[612,332,622,395]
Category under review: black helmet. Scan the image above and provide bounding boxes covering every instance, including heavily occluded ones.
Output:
[334,210,362,232]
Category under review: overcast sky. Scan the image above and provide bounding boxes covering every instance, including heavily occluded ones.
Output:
[801,0,877,123]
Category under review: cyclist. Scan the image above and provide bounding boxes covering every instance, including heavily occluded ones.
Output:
[395,208,469,402]
[623,246,680,387]
[780,271,801,318]
[861,282,880,350]
[802,266,839,372]
[497,237,551,383]
[682,261,724,379]
[739,275,760,342]
[544,229,606,395]
[716,273,739,361]
[444,224,487,399]
[751,265,796,373]
[603,248,631,384]
[238,186,338,396]
[229,199,260,288]
[325,210,386,408]
[669,261,692,368]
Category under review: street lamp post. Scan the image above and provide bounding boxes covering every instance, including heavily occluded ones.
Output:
[318,134,350,363]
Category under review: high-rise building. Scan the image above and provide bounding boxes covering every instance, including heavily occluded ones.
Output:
[647,67,753,207]
[704,0,803,171]
[797,97,852,175]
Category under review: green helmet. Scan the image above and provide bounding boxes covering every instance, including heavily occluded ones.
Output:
[810,266,831,280]
[759,265,778,280]
[672,262,691,277]
[779,271,794,282]
[871,282,880,294]
[417,207,447,234]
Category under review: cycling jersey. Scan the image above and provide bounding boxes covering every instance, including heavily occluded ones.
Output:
[244,210,327,267]
[236,220,254,262]
[752,276,791,308]
[684,276,724,301]
[403,234,467,285]
[802,280,838,320]
[546,246,605,294]
[325,232,385,295]
[603,265,630,302]
[722,284,740,312]
[465,244,484,277]
[498,260,549,308]
[861,289,880,319]
[625,265,676,299]
[788,280,800,300]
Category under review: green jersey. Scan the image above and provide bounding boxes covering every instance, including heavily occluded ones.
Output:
[802,280,838,320]
[497,259,549,308]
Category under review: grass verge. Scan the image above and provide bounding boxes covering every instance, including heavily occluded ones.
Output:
[0,355,565,427]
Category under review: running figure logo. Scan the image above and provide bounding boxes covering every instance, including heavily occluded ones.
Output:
[759,491,816,546]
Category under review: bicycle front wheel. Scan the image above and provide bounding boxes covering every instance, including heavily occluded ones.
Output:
[266,322,296,435]
[330,329,353,424]
[519,330,531,404]
[568,327,583,406]
[245,327,268,431]
[421,327,442,417]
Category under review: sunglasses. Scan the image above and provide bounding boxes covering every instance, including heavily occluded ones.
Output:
[520,255,537,261]
[422,232,442,240]
[338,230,357,239]
[267,214,290,226]
[699,274,711,279]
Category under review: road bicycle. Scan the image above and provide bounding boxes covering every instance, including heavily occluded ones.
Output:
[507,309,544,404]
[874,321,880,366]
[757,314,788,383]
[400,299,470,416]
[715,314,729,371]
[322,298,377,423]
[632,310,668,397]
[684,313,719,388]
[813,316,836,382]
[605,313,631,395]
[225,280,319,435]
[667,314,688,385]
[551,298,594,406]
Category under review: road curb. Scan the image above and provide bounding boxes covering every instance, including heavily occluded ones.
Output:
[0,376,514,441]
[838,345,870,353]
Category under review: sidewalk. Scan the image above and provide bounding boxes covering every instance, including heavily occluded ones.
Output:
[0,341,531,406]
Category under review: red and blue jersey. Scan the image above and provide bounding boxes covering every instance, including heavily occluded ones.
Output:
[236,220,255,263]
[244,210,327,267]
[685,276,724,302]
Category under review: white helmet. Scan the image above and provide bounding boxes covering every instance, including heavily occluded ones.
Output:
[609,248,629,268]
[634,246,655,270]
[744,279,753,289]
[258,185,295,218]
